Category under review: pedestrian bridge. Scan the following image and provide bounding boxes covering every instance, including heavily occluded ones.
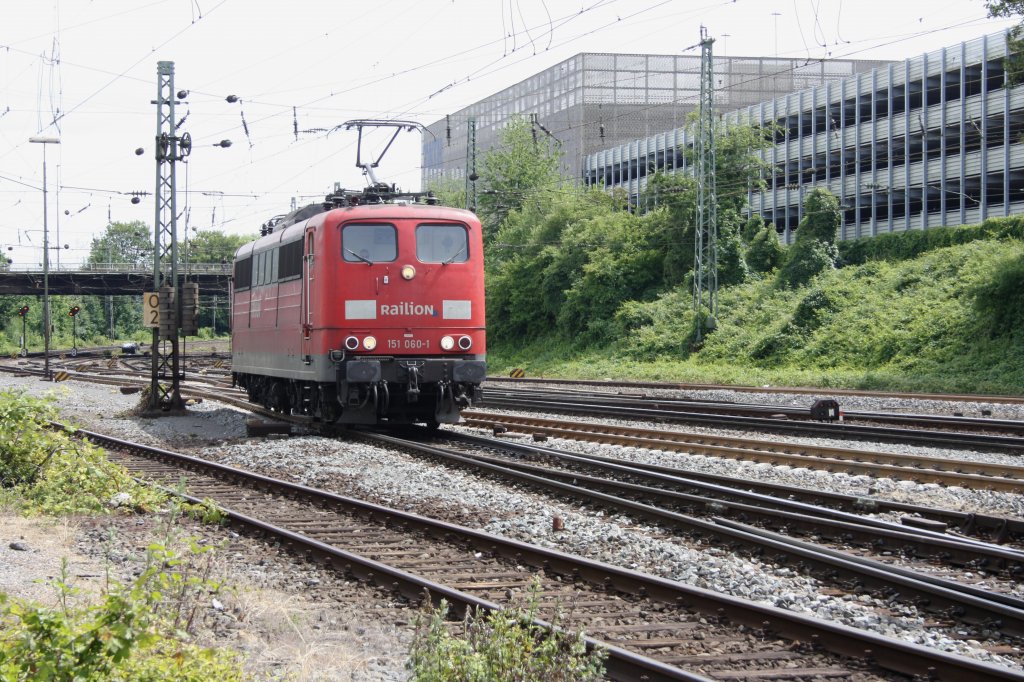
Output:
[0,262,231,296]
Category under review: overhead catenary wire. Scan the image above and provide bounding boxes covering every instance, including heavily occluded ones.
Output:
[0,1,1010,242]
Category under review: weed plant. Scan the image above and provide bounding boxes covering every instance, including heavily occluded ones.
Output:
[0,389,248,680]
[0,389,166,515]
[408,578,606,681]
[0,536,242,681]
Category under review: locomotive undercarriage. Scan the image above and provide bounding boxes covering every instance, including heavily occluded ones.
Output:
[234,357,485,426]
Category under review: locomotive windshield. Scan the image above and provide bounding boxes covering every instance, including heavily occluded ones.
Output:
[416,223,468,264]
[342,223,397,263]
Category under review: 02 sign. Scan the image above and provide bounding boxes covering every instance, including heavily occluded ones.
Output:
[143,292,160,328]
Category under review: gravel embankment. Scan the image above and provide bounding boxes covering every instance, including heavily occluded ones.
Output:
[2,373,1023,674]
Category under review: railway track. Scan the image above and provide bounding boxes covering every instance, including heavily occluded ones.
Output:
[484,376,1024,406]
[358,429,1024,637]
[478,388,1024,451]
[67,425,1024,681]
[461,411,1024,493]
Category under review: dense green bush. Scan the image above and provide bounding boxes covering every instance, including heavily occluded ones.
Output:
[741,213,766,243]
[745,225,785,273]
[0,390,64,487]
[488,193,668,344]
[716,210,749,287]
[776,239,837,288]
[613,289,696,359]
[408,579,605,681]
[490,217,1024,393]
[776,188,841,287]
[0,389,165,515]
[839,215,1024,265]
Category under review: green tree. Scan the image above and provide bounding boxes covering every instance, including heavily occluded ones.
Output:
[777,188,841,287]
[424,176,468,210]
[86,221,152,268]
[484,122,772,347]
[640,122,773,287]
[183,230,252,336]
[477,116,563,242]
[80,222,153,340]
[184,229,253,268]
[986,1,1024,83]
[643,171,698,287]
[486,191,621,339]
[799,188,842,244]
[556,210,664,342]
[714,122,774,214]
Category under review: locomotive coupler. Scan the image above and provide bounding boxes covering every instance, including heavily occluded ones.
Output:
[406,365,421,403]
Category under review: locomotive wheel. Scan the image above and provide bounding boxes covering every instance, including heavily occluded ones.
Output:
[318,386,340,422]
[286,381,302,414]
[270,382,289,413]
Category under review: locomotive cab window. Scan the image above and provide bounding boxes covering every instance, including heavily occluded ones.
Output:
[342,223,396,263]
[416,223,468,264]
[234,256,252,290]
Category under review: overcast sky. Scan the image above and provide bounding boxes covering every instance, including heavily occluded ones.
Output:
[0,0,1015,267]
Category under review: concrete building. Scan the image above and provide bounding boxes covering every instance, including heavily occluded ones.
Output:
[421,52,885,191]
[583,31,1023,241]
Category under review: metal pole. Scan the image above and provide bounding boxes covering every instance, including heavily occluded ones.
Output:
[42,149,50,379]
[107,243,115,338]
[29,135,60,379]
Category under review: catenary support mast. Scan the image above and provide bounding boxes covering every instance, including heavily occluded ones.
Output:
[693,26,718,344]
[465,118,477,212]
[149,60,187,412]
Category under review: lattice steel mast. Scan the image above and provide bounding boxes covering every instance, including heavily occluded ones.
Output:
[693,27,718,343]
[149,61,190,412]
[465,118,477,212]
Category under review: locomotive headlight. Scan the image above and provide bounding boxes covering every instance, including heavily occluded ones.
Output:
[344,336,360,351]
[362,336,378,351]
[440,335,455,351]
[401,265,416,280]
[458,335,473,350]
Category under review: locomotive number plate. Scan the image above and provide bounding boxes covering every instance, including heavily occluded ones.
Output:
[387,338,430,350]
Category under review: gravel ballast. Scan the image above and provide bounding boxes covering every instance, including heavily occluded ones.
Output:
[2,372,1022,675]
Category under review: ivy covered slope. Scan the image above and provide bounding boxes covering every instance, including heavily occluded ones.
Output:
[643,234,1023,393]
[491,218,1024,395]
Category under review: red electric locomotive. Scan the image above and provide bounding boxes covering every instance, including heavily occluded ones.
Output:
[230,121,486,426]
[231,195,486,426]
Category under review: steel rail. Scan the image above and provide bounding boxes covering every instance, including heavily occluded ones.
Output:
[484,386,1024,435]
[364,430,1024,634]
[476,395,1024,452]
[69,424,1024,681]
[156,487,708,682]
[484,376,1024,405]
[463,412,1024,492]
[441,431,1024,561]
[454,428,1024,543]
